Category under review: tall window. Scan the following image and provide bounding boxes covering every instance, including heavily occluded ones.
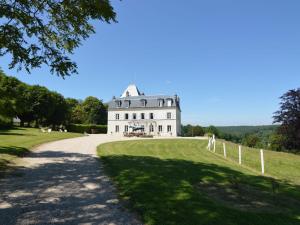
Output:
[141,125,145,132]
[141,113,145,119]
[115,114,120,120]
[167,125,172,132]
[149,124,154,132]
[124,100,130,108]
[115,100,121,107]
[115,125,119,133]
[158,125,163,132]
[158,99,164,107]
[124,125,128,132]
[167,112,171,119]
[149,113,154,119]
[133,113,137,120]
[125,113,129,120]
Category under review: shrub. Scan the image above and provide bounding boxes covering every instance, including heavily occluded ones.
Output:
[67,124,107,134]
[0,115,12,129]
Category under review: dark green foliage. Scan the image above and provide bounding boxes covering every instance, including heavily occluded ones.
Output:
[82,96,107,124]
[242,134,261,148]
[217,125,278,138]
[217,125,278,149]
[66,97,107,125]
[181,124,205,137]
[0,115,12,128]
[205,125,220,137]
[0,0,116,77]
[0,71,107,128]
[273,88,300,152]
[67,124,107,134]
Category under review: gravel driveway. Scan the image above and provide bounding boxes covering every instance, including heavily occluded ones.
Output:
[0,134,142,225]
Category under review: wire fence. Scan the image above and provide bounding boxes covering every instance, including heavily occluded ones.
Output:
[208,138,265,175]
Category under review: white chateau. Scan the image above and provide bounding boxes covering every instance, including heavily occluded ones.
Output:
[107,84,181,136]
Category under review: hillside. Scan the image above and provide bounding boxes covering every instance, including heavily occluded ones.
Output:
[98,139,300,225]
[216,125,278,137]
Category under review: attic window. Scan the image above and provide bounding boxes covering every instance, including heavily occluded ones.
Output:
[124,100,130,108]
[116,100,122,107]
[141,99,147,107]
[158,99,164,107]
[167,99,173,107]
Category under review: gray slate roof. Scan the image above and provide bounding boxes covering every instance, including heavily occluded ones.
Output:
[108,95,180,110]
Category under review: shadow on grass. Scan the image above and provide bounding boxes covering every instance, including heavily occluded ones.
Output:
[0,151,138,225]
[0,146,30,157]
[100,155,300,225]
[0,147,30,177]
[0,127,26,131]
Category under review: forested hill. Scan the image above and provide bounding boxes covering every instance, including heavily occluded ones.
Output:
[216,125,278,137]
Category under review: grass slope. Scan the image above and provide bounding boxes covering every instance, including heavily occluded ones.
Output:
[0,127,81,173]
[98,139,300,225]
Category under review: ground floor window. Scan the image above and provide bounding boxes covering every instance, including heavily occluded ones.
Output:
[167,125,172,132]
[133,113,137,120]
[149,124,154,132]
[158,125,163,132]
[115,125,119,133]
[124,125,128,132]
[141,113,145,119]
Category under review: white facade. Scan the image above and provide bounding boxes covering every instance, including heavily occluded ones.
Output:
[107,85,181,136]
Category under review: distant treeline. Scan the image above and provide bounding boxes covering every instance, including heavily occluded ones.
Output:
[181,124,282,151]
[0,70,107,130]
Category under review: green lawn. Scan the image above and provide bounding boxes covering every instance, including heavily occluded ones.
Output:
[0,127,82,173]
[98,139,300,225]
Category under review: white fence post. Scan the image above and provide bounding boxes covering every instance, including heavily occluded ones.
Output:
[213,139,216,152]
[260,149,265,174]
[238,145,242,165]
[207,138,211,151]
[223,142,226,158]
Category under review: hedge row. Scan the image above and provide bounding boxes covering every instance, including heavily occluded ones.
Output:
[67,124,107,134]
[0,116,12,129]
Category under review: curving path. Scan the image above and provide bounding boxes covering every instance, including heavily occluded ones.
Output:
[0,134,142,225]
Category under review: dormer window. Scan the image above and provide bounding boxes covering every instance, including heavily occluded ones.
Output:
[167,99,173,107]
[158,99,164,107]
[124,100,130,108]
[141,99,147,107]
[116,100,122,107]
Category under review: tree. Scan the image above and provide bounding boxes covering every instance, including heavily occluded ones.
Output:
[70,104,86,124]
[193,125,205,136]
[273,88,300,151]
[242,134,261,148]
[82,96,107,124]
[0,71,26,118]
[205,125,220,137]
[45,92,69,126]
[0,1,116,77]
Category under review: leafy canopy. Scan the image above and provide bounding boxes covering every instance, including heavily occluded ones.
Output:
[273,88,300,151]
[0,0,116,77]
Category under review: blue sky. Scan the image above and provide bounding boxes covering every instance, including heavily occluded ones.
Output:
[1,0,300,126]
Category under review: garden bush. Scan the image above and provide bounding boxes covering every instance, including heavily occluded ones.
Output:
[67,124,107,134]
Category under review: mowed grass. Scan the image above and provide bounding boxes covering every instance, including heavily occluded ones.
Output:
[98,139,300,225]
[0,127,82,173]
[214,140,300,185]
